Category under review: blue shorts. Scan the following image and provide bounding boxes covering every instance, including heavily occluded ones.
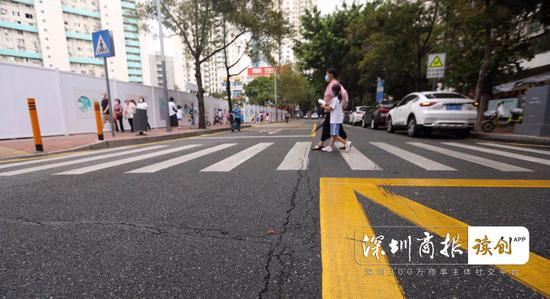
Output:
[330,124,340,136]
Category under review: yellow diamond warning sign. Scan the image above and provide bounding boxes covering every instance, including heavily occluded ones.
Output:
[429,55,444,68]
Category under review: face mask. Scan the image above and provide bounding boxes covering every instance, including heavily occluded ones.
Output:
[324,74,329,82]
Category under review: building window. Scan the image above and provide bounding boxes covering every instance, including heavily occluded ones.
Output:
[25,13,33,19]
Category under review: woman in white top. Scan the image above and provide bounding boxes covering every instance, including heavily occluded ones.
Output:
[135,97,150,135]
[125,99,137,132]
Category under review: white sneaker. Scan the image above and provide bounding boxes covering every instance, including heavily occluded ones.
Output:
[321,146,333,152]
[345,141,352,153]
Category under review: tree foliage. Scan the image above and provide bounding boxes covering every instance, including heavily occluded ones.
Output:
[244,76,274,105]
[295,0,549,113]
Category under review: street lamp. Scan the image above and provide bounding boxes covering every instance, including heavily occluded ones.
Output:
[156,0,171,132]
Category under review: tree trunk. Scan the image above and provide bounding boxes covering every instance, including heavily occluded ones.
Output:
[226,68,232,111]
[416,54,422,91]
[475,1,492,127]
[195,59,206,129]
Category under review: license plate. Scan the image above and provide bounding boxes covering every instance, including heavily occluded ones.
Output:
[446,104,462,110]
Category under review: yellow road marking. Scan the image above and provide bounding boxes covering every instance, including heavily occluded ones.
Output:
[320,178,550,297]
[320,179,404,298]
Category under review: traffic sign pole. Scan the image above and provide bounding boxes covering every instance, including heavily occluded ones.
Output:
[92,29,116,137]
[103,57,115,137]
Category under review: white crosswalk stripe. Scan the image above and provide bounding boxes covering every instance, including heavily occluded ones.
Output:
[370,142,456,171]
[277,142,311,170]
[0,145,167,176]
[408,142,531,172]
[55,145,201,175]
[127,144,237,173]
[443,142,550,166]
[478,142,550,156]
[0,146,132,170]
[268,129,282,135]
[339,146,382,171]
[202,143,273,172]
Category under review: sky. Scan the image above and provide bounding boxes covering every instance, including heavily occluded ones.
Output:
[317,0,367,15]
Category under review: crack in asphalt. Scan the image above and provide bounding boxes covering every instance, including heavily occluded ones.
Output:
[0,216,269,243]
[258,148,317,298]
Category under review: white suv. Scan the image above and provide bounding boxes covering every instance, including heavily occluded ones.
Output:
[386,92,477,137]
[348,106,369,125]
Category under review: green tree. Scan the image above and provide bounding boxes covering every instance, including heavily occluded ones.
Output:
[139,0,284,129]
[244,76,274,105]
[440,0,549,124]
[278,66,315,112]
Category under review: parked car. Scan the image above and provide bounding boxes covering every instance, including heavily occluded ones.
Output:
[386,92,477,138]
[362,101,395,129]
[348,106,370,125]
[311,112,319,119]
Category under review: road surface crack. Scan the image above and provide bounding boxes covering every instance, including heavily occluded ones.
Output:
[258,149,312,298]
[0,217,268,243]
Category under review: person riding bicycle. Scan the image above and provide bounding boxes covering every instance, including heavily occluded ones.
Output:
[232,104,242,131]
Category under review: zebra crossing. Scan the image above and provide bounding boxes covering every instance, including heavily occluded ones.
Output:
[0,141,549,176]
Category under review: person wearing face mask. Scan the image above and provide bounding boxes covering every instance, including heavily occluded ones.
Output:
[312,68,349,151]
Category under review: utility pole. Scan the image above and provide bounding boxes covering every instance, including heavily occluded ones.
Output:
[156,0,171,131]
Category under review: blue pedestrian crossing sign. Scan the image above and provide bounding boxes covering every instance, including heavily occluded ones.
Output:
[92,30,115,58]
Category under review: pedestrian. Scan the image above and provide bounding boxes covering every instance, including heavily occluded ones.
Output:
[266,112,270,122]
[135,97,149,135]
[114,98,124,132]
[312,68,349,151]
[100,93,114,130]
[232,104,242,132]
[321,83,351,152]
[285,110,290,123]
[126,99,137,132]
[169,97,178,128]
[176,105,183,128]
[218,109,223,126]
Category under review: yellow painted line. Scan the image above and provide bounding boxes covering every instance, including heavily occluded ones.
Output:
[321,178,550,297]
[322,178,550,188]
[320,178,404,298]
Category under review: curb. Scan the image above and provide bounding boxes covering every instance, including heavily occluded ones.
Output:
[0,125,250,161]
[470,131,550,146]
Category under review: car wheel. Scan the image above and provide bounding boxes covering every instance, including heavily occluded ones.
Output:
[455,129,470,138]
[407,116,420,137]
[386,117,394,133]
[370,118,377,130]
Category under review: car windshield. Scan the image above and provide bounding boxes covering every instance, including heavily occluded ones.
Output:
[425,93,467,99]
[380,101,393,108]
[359,107,369,111]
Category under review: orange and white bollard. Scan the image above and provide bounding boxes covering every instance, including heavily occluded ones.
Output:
[94,101,104,141]
[27,98,43,152]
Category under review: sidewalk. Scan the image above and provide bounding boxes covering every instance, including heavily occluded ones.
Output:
[470,128,550,146]
[0,125,236,160]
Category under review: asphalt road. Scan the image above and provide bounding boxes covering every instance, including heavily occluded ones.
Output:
[0,120,549,298]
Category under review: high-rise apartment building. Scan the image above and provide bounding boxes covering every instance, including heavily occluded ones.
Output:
[148,52,175,90]
[0,0,149,84]
[275,0,315,64]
